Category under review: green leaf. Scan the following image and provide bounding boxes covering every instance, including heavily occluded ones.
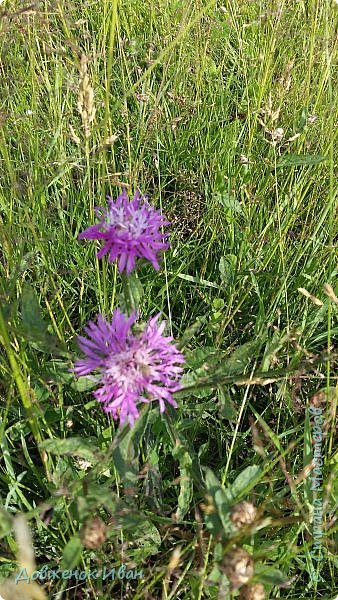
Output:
[298,108,308,131]
[61,534,83,570]
[217,387,237,421]
[277,154,327,167]
[261,332,287,371]
[127,272,144,308]
[119,272,144,312]
[21,283,47,334]
[207,564,222,584]
[178,315,208,349]
[178,338,265,397]
[204,469,235,538]
[224,465,263,503]
[125,519,161,561]
[40,359,74,386]
[203,466,263,538]
[0,507,12,539]
[254,563,290,586]
[176,371,212,398]
[143,457,163,512]
[217,192,243,213]
[219,254,237,287]
[39,437,99,462]
[71,375,99,392]
[20,283,67,354]
[112,404,149,499]
[219,339,264,377]
[177,273,219,289]
[185,347,225,370]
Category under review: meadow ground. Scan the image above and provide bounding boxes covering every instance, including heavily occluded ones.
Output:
[0,0,337,598]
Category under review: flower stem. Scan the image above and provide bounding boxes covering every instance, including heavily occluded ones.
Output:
[120,272,142,314]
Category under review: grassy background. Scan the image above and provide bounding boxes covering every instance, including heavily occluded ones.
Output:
[0,0,337,598]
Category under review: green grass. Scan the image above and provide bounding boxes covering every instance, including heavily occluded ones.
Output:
[0,0,337,598]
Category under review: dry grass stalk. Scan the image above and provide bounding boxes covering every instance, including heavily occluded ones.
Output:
[77,54,96,138]
[69,123,81,145]
[0,515,47,600]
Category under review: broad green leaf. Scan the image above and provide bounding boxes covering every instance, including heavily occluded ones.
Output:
[40,360,74,385]
[21,283,47,334]
[277,154,327,167]
[179,346,225,398]
[178,315,208,349]
[261,332,287,371]
[217,192,243,213]
[143,459,164,512]
[71,375,98,392]
[163,416,204,492]
[20,283,67,354]
[116,272,144,313]
[127,272,144,309]
[125,519,161,561]
[178,338,264,397]
[176,370,212,398]
[219,254,237,287]
[185,347,225,370]
[204,469,235,538]
[39,437,99,462]
[298,108,308,131]
[217,387,237,421]
[178,346,233,398]
[61,534,83,570]
[219,339,264,376]
[224,465,263,503]
[254,563,290,586]
[207,564,222,583]
[182,340,264,396]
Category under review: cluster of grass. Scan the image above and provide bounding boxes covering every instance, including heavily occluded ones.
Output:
[0,0,337,598]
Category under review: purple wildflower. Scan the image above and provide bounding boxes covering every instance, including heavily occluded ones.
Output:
[72,309,185,427]
[78,189,170,273]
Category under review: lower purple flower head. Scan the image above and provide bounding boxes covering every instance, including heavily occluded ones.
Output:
[72,309,185,427]
[78,189,170,273]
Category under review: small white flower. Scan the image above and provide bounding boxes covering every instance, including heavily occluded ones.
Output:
[75,458,92,470]
[271,127,284,142]
[25,110,33,116]
[307,114,317,124]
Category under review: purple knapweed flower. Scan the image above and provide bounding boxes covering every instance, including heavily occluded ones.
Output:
[72,309,185,427]
[78,189,170,273]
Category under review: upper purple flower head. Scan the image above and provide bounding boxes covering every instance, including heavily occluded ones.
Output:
[78,189,170,273]
[72,309,185,427]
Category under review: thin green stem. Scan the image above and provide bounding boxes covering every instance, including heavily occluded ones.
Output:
[0,303,49,473]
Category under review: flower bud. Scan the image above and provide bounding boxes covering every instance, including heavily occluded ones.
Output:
[222,547,254,589]
[239,582,266,600]
[230,501,257,528]
[80,517,107,549]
